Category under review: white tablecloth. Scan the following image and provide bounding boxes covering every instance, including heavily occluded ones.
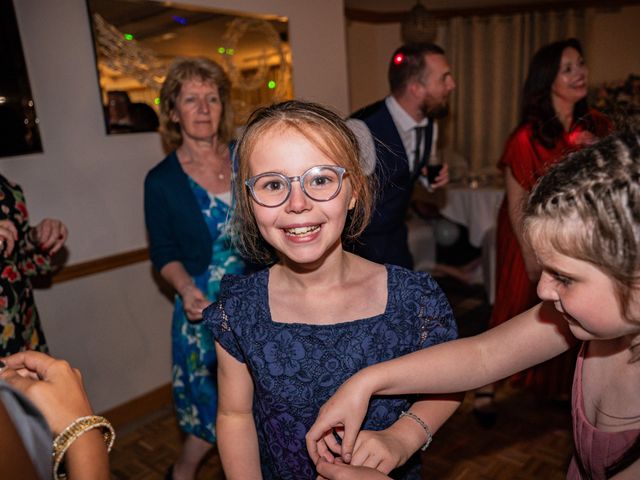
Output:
[440,185,504,249]
[440,184,504,303]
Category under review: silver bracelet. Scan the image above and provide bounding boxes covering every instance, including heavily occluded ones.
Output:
[399,410,433,451]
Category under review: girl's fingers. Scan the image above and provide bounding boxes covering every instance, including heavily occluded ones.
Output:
[337,419,359,464]
[316,436,337,463]
[322,430,342,455]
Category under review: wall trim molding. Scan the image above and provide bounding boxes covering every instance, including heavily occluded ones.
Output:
[99,383,172,429]
[345,0,640,23]
[52,247,149,284]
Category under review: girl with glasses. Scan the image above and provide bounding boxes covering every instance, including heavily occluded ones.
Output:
[203,100,461,479]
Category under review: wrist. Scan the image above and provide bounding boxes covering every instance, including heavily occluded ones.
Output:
[52,415,115,480]
[51,409,93,437]
[177,282,196,297]
[361,362,392,396]
[398,411,433,452]
[351,367,380,399]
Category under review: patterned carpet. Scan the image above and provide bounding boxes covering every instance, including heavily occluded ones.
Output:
[108,276,573,479]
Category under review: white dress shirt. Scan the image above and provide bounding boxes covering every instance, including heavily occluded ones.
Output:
[347,95,438,176]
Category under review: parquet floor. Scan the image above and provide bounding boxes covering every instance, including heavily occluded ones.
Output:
[109,278,574,479]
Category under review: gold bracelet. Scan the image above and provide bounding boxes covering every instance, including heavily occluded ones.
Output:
[399,410,433,451]
[52,415,115,480]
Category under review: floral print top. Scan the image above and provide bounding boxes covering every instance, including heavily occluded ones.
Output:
[0,174,52,355]
[205,264,457,479]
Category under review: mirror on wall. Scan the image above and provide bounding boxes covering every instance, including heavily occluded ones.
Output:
[85,0,293,135]
[0,0,43,158]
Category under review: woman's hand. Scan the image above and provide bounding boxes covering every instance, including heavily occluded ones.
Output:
[0,219,18,257]
[316,458,391,480]
[1,351,111,480]
[306,371,373,464]
[31,218,67,254]
[180,284,211,321]
[0,351,93,435]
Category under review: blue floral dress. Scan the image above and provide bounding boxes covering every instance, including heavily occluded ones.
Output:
[171,179,244,443]
[205,264,457,479]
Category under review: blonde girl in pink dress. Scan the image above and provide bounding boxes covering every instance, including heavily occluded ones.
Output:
[308,130,640,480]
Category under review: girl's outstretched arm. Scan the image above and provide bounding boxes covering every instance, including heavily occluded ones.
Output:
[307,301,575,463]
[215,343,262,479]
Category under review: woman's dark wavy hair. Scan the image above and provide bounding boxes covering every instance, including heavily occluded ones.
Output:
[521,38,595,149]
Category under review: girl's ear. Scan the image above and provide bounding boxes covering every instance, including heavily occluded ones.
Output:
[348,195,357,210]
[170,109,179,124]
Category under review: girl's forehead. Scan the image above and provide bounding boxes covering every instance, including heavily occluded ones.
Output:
[249,124,337,158]
[528,215,588,257]
[528,217,568,245]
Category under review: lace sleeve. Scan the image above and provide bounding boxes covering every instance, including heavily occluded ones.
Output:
[203,276,246,363]
[415,272,458,348]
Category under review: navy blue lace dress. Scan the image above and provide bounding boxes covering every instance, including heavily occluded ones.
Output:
[204,264,457,479]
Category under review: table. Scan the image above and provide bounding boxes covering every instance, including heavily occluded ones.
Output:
[440,184,504,249]
[439,184,504,303]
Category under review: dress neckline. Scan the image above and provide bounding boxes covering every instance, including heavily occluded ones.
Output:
[261,264,393,327]
[575,341,640,435]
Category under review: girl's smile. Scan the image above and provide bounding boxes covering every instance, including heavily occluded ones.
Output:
[282,223,321,238]
[248,127,355,267]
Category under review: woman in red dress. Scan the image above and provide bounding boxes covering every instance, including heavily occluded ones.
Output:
[474,38,611,423]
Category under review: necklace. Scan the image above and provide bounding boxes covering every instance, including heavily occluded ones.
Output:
[179,147,228,182]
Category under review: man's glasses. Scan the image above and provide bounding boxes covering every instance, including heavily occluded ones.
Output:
[245,165,347,208]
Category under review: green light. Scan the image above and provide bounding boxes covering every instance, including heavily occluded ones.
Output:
[226,48,235,55]
[217,47,225,54]
[154,97,161,105]
[124,33,134,41]
[268,80,276,89]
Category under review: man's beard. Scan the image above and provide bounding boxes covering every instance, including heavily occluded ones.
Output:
[422,102,449,119]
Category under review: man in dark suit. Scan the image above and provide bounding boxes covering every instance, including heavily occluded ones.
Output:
[348,43,455,268]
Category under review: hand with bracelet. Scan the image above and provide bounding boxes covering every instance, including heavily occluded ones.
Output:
[307,366,461,469]
[0,351,112,480]
[318,405,435,473]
